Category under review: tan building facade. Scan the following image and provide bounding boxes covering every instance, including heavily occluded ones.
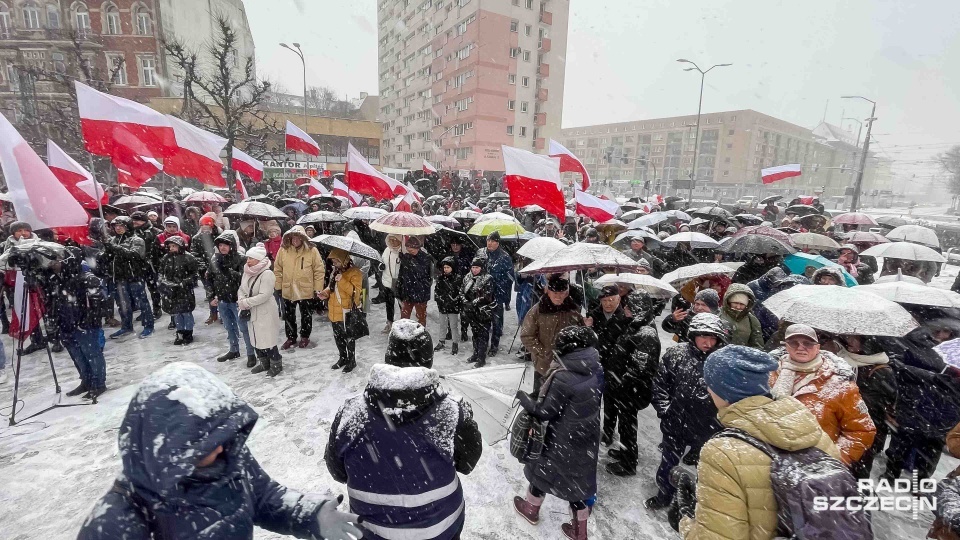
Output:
[377,0,569,176]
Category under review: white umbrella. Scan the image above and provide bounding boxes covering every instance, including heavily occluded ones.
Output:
[885,225,941,249]
[184,191,227,203]
[311,234,381,262]
[661,232,720,249]
[620,209,647,222]
[298,211,348,225]
[662,263,737,288]
[520,243,646,275]
[523,204,545,213]
[874,273,925,285]
[442,364,527,445]
[627,212,670,229]
[450,209,482,220]
[342,207,388,220]
[859,280,960,308]
[791,232,841,251]
[593,273,678,299]
[763,284,918,337]
[223,201,288,219]
[516,237,567,261]
[476,211,522,224]
[861,242,946,263]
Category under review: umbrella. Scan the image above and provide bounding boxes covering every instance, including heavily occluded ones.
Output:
[876,215,911,229]
[343,207,388,221]
[723,230,796,256]
[468,219,526,238]
[661,232,720,249]
[935,339,960,369]
[595,219,627,236]
[523,204,546,213]
[691,206,733,219]
[732,225,795,246]
[760,195,783,204]
[845,231,890,245]
[593,273,678,299]
[860,280,960,308]
[735,214,764,226]
[885,225,940,249]
[476,211,521,223]
[450,209,482,220]
[875,272,926,285]
[427,214,461,228]
[612,229,660,249]
[662,263,737,288]
[763,284,918,337]
[298,211,348,225]
[114,193,162,207]
[280,201,308,215]
[184,191,227,203]
[223,201,291,219]
[276,197,304,207]
[311,234,381,262]
[487,192,510,200]
[241,194,272,203]
[783,253,858,287]
[370,212,436,236]
[664,209,693,221]
[620,209,647,222]
[442,364,527,445]
[832,213,878,227]
[860,242,946,263]
[791,232,841,251]
[785,204,820,217]
[519,243,645,275]
[425,195,446,204]
[516,237,567,261]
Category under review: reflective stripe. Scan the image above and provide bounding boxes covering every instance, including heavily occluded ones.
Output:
[348,476,460,508]
[361,499,465,540]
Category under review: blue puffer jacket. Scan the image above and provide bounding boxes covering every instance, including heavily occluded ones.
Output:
[484,247,514,305]
[78,363,329,540]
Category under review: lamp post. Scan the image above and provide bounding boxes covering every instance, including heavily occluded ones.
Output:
[677,59,732,203]
[280,42,307,127]
[434,125,457,171]
[841,95,876,212]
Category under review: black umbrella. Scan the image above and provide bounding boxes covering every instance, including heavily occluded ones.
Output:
[721,234,796,255]
[664,196,685,204]
[298,211,349,225]
[691,206,733,219]
[735,214,764,226]
[876,215,911,229]
[311,234,381,262]
[760,195,783,205]
[785,204,820,217]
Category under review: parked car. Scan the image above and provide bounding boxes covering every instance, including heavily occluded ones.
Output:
[736,196,757,207]
[946,247,960,266]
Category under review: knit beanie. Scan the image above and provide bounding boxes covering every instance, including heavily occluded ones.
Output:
[694,289,721,313]
[487,231,501,242]
[9,221,31,234]
[385,320,434,368]
[163,216,180,228]
[703,345,779,405]
[246,243,268,261]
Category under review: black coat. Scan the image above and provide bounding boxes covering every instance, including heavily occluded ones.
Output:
[856,363,897,439]
[209,236,245,304]
[460,270,495,325]
[587,305,631,369]
[652,342,723,444]
[104,232,149,283]
[395,249,433,303]
[56,269,105,333]
[133,223,161,274]
[662,247,700,273]
[158,251,199,314]
[78,366,327,540]
[607,318,661,410]
[884,330,960,439]
[434,269,463,314]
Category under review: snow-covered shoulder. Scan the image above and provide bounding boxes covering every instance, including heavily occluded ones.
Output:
[134,362,242,419]
[367,363,440,392]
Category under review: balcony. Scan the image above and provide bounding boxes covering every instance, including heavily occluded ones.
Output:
[538,37,551,52]
[540,11,553,25]
[534,113,546,126]
[537,63,550,77]
[536,88,548,101]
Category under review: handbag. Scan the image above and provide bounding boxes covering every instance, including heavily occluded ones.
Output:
[238,272,262,321]
[508,369,559,464]
[336,278,369,340]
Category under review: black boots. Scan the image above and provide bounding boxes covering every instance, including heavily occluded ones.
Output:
[451,342,459,355]
[217,351,241,362]
[66,383,88,397]
[251,354,270,375]
[246,355,257,368]
[173,332,183,345]
[168,319,176,330]
[268,350,282,377]
[434,340,445,352]
[175,331,193,345]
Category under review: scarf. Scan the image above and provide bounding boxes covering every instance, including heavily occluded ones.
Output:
[772,354,824,398]
[838,349,888,381]
[244,258,270,277]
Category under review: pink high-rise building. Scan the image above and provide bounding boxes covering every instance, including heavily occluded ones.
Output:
[377,0,569,176]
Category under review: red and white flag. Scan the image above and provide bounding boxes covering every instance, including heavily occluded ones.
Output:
[114,153,162,188]
[164,115,228,187]
[574,188,619,223]
[285,121,320,156]
[423,160,438,175]
[0,113,89,237]
[549,139,591,191]
[333,178,363,206]
[761,164,802,185]
[235,173,249,200]
[46,140,107,210]
[232,147,263,182]
[502,145,565,219]
[75,81,176,160]
[11,270,43,339]
[308,179,330,198]
[346,143,403,200]
[393,182,423,212]
[466,200,480,211]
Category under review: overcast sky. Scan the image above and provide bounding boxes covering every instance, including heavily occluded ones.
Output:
[246,0,960,181]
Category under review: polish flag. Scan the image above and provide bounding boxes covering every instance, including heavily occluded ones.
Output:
[502,145,565,220]
[333,178,363,206]
[231,147,264,182]
[549,139,591,191]
[761,164,802,185]
[465,200,480,211]
[114,153,162,188]
[308,179,330,197]
[574,188,619,223]
[235,173,249,199]
[11,270,43,339]
[346,143,403,200]
[0,113,89,236]
[285,121,320,156]
[164,115,228,187]
[46,140,107,210]
[423,160,438,175]
[75,81,176,160]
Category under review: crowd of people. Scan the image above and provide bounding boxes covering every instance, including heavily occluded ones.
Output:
[3,177,960,540]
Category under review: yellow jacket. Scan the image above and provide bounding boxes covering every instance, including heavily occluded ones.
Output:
[681,395,840,540]
[273,226,325,301]
[325,248,363,324]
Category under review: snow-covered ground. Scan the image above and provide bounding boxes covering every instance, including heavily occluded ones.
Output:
[1,270,957,539]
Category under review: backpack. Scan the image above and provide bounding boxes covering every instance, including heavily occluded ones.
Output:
[718,428,873,540]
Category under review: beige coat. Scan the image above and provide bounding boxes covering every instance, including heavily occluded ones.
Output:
[681,395,840,540]
[238,268,279,349]
[520,295,585,375]
[273,226,325,301]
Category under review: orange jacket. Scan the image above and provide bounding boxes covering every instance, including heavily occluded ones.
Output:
[770,351,876,465]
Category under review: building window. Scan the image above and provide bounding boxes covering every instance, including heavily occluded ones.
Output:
[508,73,516,84]
[456,147,470,160]
[509,47,519,58]
[507,125,514,135]
[523,50,531,62]
[524,24,531,36]
[727,129,734,136]
[520,101,528,113]
[0,6,10,37]
[456,45,470,60]
[510,19,517,32]
[104,4,120,34]
[6,64,19,90]
[507,100,515,110]
[46,4,60,29]
[22,2,40,29]
[135,7,152,35]
[521,76,529,87]
[525,0,533,8]
[138,56,156,86]
[51,51,66,73]
[519,126,527,137]
[106,53,127,85]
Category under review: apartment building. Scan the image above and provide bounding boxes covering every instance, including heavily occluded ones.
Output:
[377,0,569,177]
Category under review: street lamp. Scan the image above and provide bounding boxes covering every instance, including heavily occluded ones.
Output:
[434,124,457,170]
[280,42,307,128]
[840,95,877,212]
[677,59,732,203]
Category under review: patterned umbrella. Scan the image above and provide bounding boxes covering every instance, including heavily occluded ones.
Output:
[223,201,288,219]
[732,225,795,246]
[298,211,348,225]
[184,191,227,203]
[519,243,645,275]
[832,212,878,226]
[343,207,388,221]
[370,211,436,235]
[311,234,381,262]
[764,284,918,337]
[427,214,461,229]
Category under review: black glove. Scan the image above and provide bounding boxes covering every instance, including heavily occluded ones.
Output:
[515,390,535,412]
[671,466,697,520]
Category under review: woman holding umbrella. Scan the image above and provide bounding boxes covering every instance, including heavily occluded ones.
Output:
[317,249,363,373]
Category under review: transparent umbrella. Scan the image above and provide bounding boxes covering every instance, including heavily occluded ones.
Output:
[516,237,567,261]
[519,243,645,274]
[442,364,527,445]
[763,284,918,337]
[860,242,945,263]
[885,225,940,249]
[593,273,678,299]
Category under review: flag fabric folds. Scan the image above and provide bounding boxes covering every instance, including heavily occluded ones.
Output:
[11,270,42,339]
[285,121,320,156]
[345,143,403,200]
[46,140,107,210]
[333,178,363,206]
[574,188,619,223]
[549,139,591,191]
[308,179,330,197]
[164,115,228,187]
[501,145,565,220]
[761,164,802,184]
[423,160,438,174]
[235,173,249,199]
[75,81,176,160]
[232,147,264,182]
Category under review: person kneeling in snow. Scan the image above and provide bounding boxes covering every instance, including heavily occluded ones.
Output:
[325,320,483,540]
[78,362,363,540]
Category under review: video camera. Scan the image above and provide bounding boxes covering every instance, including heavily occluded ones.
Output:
[4,240,66,280]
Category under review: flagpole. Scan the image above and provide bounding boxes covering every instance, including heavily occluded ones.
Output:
[86,154,105,222]
[161,172,167,222]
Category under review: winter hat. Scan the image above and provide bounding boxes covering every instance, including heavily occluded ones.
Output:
[199,215,216,228]
[147,211,159,219]
[405,236,422,248]
[812,266,845,286]
[164,236,186,249]
[688,313,730,343]
[657,231,670,240]
[694,289,721,313]
[385,319,434,369]
[163,216,180,228]
[487,231,501,243]
[703,345,779,405]
[554,326,598,357]
[547,274,569,292]
[262,221,282,237]
[246,243,268,261]
[130,211,148,223]
[470,255,486,268]
[623,289,651,314]
[598,285,620,299]
[9,221,31,234]
[839,244,859,255]
[726,292,750,306]
[239,220,255,231]
[636,258,653,272]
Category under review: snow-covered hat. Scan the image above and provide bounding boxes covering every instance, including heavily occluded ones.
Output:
[385,320,434,369]
[554,326,598,356]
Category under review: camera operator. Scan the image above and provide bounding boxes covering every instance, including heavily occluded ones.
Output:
[54,248,107,399]
[103,217,154,339]
[0,221,47,354]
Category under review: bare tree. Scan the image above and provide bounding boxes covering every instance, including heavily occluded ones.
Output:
[938,145,960,196]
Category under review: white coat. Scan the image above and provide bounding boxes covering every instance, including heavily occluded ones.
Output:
[238,267,279,349]
[380,234,402,290]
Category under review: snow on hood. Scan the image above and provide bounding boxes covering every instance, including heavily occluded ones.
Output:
[367,363,440,392]
[362,364,446,426]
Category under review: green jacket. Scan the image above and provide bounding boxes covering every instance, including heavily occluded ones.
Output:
[720,283,764,349]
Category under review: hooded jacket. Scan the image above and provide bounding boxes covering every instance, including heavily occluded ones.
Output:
[484,246,514,304]
[680,395,841,540]
[380,234,402,290]
[325,364,482,540]
[107,229,149,283]
[79,363,331,540]
[324,248,362,324]
[434,257,464,314]
[812,266,846,286]
[720,283,764,349]
[653,341,725,442]
[520,294,585,376]
[273,226,325,301]
[460,263,495,325]
[238,259,278,350]
[157,237,199,315]
[209,233,245,303]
